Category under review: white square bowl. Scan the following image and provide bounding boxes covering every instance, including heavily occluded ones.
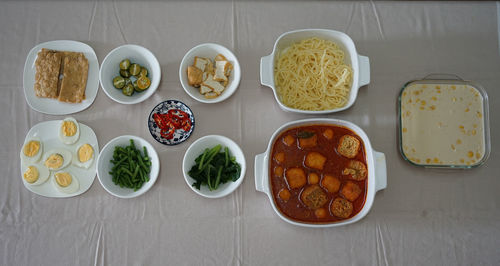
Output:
[260,29,370,114]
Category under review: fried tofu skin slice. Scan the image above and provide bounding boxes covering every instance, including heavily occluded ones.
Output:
[337,135,361,158]
[298,134,317,149]
[282,135,295,146]
[304,151,327,170]
[342,160,367,181]
[331,197,353,218]
[300,185,327,210]
[341,181,362,202]
[285,167,306,189]
[321,174,340,193]
[187,66,203,87]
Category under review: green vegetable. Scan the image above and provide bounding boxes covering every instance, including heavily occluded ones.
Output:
[188,144,241,191]
[109,139,152,191]
[297,131,315,139]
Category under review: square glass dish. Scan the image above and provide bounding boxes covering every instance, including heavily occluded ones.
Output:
[398,74,490,168]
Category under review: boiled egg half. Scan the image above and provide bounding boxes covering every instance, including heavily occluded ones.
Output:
[52,171,79,194]
[43,148,72,171]
[22,164,50,186]
[72,143,94,169]
[20,137,43,164]
[58,117,80,145]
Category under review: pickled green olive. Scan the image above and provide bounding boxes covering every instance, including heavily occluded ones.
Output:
[136,76,151,90]
[122,83,134,96]
[119,59,131,70]
[139,68,148,77]
[113,76,125,89]
[129,64,141,76]
[120,69,131,78]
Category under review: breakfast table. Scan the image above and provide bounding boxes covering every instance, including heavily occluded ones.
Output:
[1,1,499,265]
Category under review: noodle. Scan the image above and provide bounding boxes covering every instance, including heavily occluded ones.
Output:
[274,37,352,111]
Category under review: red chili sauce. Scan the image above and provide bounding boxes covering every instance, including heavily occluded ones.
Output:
[269,125,367,223]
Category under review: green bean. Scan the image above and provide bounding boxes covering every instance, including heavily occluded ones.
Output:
[109,139,152,190]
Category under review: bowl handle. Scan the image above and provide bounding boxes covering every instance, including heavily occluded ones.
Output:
[254,152,268,193]
[373,150,387,192]
[260,54,273,87]
[358,55,370,87]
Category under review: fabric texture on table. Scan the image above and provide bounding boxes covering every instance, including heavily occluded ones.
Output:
[1,1,499,265]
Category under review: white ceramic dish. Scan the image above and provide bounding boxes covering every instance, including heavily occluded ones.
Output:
[179,43,241,103]
[182,135,246,198]
[20,120,99,197]
[96,135,160,198]
[260,29,370,114]
[99,44,161,104]
[23,40,99,115]
[254,118,387,227]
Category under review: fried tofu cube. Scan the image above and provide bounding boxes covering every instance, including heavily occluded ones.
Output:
[341,181,362,202]
[321,174,340,193]
[194,56,209,72]
[214,54,227,61]
[308,172,319,185]
[285,167,306,189]
[338,135,360,158]
[274,152,285,164]
[323,128,334,140]
[204,92,218,99]
[274,166,284,177]
[304,151,327,170]
[283,135,295,146]
[278,188,291,201]
[187,66,203,87]
[298,134,317,149]
[213,60,229,82]
[300,185,327,209]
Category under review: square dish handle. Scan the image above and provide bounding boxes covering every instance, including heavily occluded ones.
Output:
[260,54,273,88]
[358,55,370,88]
[373,150,387,192]
[254,153,269,193]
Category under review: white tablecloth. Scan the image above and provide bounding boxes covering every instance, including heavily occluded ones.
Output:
[1,1,499,265]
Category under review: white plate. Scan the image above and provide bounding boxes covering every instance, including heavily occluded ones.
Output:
[23,40,99,115]
[96,135,160,198]
[20,120,99,197]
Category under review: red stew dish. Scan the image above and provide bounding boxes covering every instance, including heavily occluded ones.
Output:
[269,124,368,223]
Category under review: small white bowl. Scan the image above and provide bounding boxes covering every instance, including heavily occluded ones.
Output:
[179,43,241,103]
[99,44,161,104]
[97,135,160,198]
[182,135,246,198]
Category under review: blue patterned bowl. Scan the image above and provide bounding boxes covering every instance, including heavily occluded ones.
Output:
[148,100,195,145]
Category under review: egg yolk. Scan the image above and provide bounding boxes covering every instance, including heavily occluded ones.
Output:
[55,172,72,187]
[45,154,64,169]
[23,141,40,157]
[78,144,93,163]
[23,166,39,183]
[62,121,77,137]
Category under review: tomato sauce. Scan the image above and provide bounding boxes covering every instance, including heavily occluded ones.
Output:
[269,125,367,223]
